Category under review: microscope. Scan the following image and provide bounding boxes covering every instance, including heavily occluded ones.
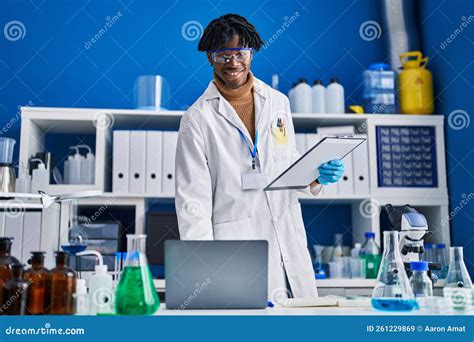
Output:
[384,204,441,284]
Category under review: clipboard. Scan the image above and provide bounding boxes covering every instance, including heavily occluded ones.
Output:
[264,136,366,191]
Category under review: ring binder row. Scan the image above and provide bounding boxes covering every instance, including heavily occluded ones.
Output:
[112,130,178,196]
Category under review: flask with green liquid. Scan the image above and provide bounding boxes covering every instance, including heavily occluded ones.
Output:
[115,234,160,315]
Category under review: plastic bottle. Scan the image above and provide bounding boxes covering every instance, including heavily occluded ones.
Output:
[49,251,76,315]
[63,155,73,184]
[30,158,49,193]
[360,232,381,279]
[311,80,326,113]
[330,233,344,262]
[3,264,29,315]
[15,164,31,193]
[68,146,83,185]
[77,250,113,315]
[362,63,397,114]
[288,83,296,113]
[443,247,472,310]
[325,78,345,113]
[409,261,433,297]
[0,237,20,314]
[434,243,449,279]
[74,279,89,315]
[77,145,95,185]
[371,231,417,311]
[23,251,50,315]
[292,78,312,113]
[351,243,362,258]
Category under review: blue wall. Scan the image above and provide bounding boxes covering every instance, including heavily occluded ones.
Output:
[1,0,472,272]
[418,0,474,273]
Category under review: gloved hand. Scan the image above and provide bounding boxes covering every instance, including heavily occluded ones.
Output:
[317,159,345,185]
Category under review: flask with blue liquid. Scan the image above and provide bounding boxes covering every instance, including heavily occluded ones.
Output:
[371,231,418,311]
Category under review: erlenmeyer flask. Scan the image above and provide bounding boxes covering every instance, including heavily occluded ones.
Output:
[371,231,418,311]
[443,247,472,310]
[115,234,160,315]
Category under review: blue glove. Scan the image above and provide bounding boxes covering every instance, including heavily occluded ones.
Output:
[317,159,345,185]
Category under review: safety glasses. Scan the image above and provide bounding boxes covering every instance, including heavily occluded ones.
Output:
[209,48,253,64]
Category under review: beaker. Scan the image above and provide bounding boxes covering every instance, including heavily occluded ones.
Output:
[371,231,418,311]
[114,234,160,315]
[443,247,472,310]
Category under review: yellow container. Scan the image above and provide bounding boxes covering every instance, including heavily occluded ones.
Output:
[398,51,434,114]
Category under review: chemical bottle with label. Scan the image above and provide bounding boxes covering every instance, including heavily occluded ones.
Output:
[360,232,381,279]
[325,78,345,113]
[3,264,29,315]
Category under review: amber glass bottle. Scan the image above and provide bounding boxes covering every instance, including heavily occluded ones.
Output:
[48,252,76,315]
[0,237,20,314]
[3,264,29,315]
[23,252,50,315]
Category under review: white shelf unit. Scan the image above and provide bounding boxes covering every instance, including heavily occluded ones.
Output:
[15,107,450,279]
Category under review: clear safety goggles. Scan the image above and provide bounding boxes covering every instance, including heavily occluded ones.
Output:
[209,48,253,64]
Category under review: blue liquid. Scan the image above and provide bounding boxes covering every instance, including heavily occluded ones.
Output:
[61,244,87,254]
[371,298,419,311]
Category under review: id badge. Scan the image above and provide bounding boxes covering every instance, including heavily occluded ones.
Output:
[241,169,268,190]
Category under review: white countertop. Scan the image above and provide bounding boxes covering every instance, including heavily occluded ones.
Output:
[157,305,474,316]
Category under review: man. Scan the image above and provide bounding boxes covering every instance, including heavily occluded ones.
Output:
[175,14,344,299]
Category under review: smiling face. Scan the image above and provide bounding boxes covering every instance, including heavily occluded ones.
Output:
[207,34,251,89]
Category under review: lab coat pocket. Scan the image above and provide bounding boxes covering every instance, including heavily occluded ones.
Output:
[270,127,291,164]
[213,217,255,240]
[289,203,308,250]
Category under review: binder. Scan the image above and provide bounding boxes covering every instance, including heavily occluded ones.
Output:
[337,152,354,195]
[5,212,24,261]
[21,211,42,262]
[112,131,130,193]
[162,131,178,196]
[353,134,370,195]
[295,133,307,156]
[145,131,163,195]
[129,131,147,194]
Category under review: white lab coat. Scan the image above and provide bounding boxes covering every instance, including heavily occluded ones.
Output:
[175,76,321,299]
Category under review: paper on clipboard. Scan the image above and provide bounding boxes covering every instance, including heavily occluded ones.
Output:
[264,137,366,191]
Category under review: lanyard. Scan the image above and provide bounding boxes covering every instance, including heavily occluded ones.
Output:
[238,129,259,169]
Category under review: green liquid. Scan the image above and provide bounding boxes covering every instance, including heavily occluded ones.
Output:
[363,254,381,279]
[115,266,160,315]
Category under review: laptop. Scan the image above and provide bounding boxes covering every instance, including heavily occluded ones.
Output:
[164,240,268,309]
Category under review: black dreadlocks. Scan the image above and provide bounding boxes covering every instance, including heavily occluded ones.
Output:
[198,14,264,52]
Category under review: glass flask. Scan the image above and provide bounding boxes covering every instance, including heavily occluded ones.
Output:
[115,234,160,315]
[23,251,50,315]
[443,247,472,310]
[371,231,418,311]
[330,233,344,262]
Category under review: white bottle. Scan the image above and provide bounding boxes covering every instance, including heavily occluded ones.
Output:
[15,164,31,193]
[68,146,83,185]
[288,83,296,113]
[293,78,312,113]
[77,145,95,185]
[64,154,73,184]
[75,279,89,315]
[351,242,362,258]
[77,250,113,315]
[30,158,49,193]
[311,80,326,113]
[325,78,345,114]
